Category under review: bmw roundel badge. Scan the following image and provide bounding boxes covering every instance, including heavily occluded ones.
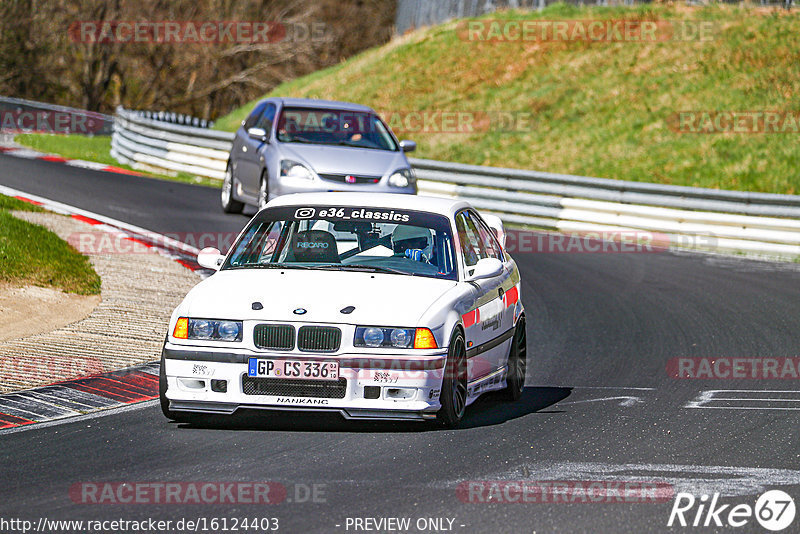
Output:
[293,308,307,315]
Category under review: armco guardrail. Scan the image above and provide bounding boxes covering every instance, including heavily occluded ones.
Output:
[111,107,233,179]
[411,159,800,257]
[111,107,800,258]
[1,96,113,135]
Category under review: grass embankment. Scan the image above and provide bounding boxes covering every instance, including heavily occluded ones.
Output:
[0,195,101,294]
[13,134,218,187]
[214,3,800,194]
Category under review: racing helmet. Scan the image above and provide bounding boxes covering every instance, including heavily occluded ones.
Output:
[392,225,433,259]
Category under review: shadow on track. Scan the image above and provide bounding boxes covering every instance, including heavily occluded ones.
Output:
[167,386,571,433]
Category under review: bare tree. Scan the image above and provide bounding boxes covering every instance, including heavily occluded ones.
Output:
[0,0,396,119]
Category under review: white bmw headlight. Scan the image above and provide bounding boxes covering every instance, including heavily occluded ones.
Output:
[190,319,214,339]
[388,168,415,188]
[362,327,385,347]
[173,317,242,342]
[280,159,314,181]
[217,321,242,341]
[354,326,436,349]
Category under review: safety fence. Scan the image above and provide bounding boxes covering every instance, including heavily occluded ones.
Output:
[395,0,794,34]
[0,96,113,135]
[110,107,800,258]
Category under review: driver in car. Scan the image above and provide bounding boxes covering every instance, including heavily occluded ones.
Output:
[392,225,434,264]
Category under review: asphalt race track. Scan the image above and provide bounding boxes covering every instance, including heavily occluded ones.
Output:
[1,153,799,533]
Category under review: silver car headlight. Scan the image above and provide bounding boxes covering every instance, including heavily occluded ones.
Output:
[280,159,314,181]
[388,168,415,188]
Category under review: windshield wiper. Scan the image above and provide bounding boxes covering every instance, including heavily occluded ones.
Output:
[226,263,312,270]
[315,264,411,276]
[281,136,317,144]
[336,140,383,150]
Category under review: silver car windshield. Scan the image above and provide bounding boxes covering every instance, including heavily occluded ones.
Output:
[275,107,398,151]
[223,206,457,280]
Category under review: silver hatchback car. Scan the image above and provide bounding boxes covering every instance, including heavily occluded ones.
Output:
[221,98,417,213]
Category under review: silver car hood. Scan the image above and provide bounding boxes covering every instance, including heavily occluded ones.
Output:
[280,143,408,177]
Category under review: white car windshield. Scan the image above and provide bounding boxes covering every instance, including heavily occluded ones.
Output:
[223,205,458,280]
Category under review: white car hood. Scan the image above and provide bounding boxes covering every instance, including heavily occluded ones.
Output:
[180,269,457,326]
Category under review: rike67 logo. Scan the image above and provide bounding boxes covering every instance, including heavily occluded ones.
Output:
[668,490,795,531]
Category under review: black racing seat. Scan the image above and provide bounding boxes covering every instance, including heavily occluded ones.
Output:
[289,230,340,263]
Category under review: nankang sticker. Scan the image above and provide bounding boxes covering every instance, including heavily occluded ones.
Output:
[276,397,329,405]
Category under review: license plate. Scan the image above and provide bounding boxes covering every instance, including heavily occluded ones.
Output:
[248,358,339,381]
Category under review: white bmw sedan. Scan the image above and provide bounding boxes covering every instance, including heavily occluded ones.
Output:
[160,192,526,427]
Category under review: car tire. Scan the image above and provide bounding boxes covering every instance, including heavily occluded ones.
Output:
[501,316,527,401]
[159,354,197,423]
[257,172,269,210]
[437,329,467,427]
[221,163,244,214]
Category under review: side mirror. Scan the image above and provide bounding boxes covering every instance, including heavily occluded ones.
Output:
[247,127,268,141]
[197,247,225,271]
[399,140,416,153]
[480,213,506,249]
[466,257,504,282]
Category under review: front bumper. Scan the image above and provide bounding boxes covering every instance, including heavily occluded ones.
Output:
[162,344,447,421]
[270,174,417,198]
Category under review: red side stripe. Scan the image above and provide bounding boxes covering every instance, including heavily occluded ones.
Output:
[175,258,198,271]
[40,155,68,163]
[85,375,157,396]
[123,236,152,249]
[462,308,481,329]
[0,412,35,429]
[503,286,519,308]
[68,383,156,404]
[71,214,103,226]
[67,374,158,403]
[111,372,159,389]
[13,195,43,206]
[104,166,143,176]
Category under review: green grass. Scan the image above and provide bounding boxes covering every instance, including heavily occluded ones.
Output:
[14,134,219,187]
[213,3,800,195]
[0,194,44,212]
[0,194,101,294]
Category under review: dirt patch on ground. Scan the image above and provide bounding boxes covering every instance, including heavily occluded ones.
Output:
[0,284,100,342]
[0,210,200,393]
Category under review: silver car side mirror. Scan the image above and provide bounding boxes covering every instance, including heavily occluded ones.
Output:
[247,127,268,141]
[399,140,416,153]
[197,247,225,271]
